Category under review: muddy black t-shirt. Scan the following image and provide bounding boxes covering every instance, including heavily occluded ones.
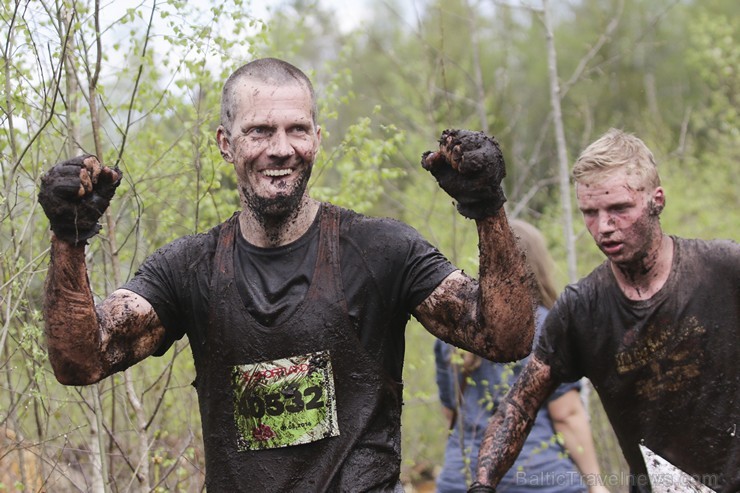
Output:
[535,237,740,492]
[123,204,456,382]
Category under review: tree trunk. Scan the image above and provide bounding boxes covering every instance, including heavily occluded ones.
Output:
[542,0,577,283]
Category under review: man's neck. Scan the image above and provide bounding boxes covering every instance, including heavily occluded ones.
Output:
[239,198,321,248]
[611,234,674,301]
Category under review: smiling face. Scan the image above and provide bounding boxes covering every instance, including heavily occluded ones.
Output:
[216,79,321,222]
[576,168,665,267]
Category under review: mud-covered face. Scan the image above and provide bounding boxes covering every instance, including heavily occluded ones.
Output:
[217,80,321,220]
[576,168,664,266]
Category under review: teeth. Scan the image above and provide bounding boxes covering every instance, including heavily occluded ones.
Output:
[263,169,292,177]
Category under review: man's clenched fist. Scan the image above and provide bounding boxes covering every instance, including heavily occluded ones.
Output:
[38,155,122,246]
[421,129,507,219]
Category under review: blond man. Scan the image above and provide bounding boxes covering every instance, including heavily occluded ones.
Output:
[471,129,739,493]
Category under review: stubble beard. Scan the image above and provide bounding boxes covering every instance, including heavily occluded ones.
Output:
[610,210,662,279]
[241,167,312,231]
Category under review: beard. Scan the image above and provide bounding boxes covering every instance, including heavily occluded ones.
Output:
[607,211,662,276]
[241,166,312,228]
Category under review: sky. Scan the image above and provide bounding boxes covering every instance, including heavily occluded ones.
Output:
[87,0,376,76]
[263,0,375,32]
[54,0,420,98]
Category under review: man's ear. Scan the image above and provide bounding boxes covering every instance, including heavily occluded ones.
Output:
[649,186,666,216]
[316,125,322,146]
[216,126,233,162]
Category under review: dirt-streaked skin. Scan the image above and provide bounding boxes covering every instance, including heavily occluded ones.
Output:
[37,155,122,246]
[474,169,677,488]
[216,80,322,248]
[44,237,164,385]
[475,355,558,486]
[416,211,537,362]
[417,129,537,362]
[40,154,164,385]
[576,169,670,301]
[43,90,535,415]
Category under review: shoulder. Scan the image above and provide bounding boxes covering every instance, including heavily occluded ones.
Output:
[151,226,220,262]
[332,204,454,309]
[137,216,232,273]
[674,236,739,264]
[674,235,738,248]
[672,236,740,284]
[556,260,614,310]
[536,264,613,353]
[335,206,439,260]
[337,206,424,241]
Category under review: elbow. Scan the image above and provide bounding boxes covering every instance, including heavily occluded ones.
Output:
[479,332,532,362]
[478,340,530,363]
[550,411,576,428]
[511,344,533,362]
[515,332,535,359]
[54,374,97,387]
[548,391,585,426]
[489,320,535,362]
[49,356,106,386]
[493,344,531,363]
[53,370,104,387]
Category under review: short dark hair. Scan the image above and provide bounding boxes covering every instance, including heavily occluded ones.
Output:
[220,58,317,132]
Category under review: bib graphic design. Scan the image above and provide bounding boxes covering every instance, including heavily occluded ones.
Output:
[232,350,339,450]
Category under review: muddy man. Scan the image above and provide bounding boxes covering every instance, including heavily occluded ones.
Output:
[469,129,740,493]
[38,57,537,492]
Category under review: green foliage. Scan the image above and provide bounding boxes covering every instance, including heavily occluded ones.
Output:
[1,0,737,490]
[657,9,739,242]
[312,114,406,212]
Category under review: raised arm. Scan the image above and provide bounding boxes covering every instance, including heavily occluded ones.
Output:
[415,130,537,361]
[472,355,558,491]
[39,156,165,385]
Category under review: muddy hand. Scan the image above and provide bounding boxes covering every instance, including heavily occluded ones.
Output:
[38,155,123,246]
[421,129,506,219]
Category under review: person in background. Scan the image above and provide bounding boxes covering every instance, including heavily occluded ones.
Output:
[470,129,739,493]
[435,219,609,493]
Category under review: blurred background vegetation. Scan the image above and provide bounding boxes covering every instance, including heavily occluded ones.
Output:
[1,0,737,491]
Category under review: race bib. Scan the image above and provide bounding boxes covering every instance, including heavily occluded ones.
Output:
[231,350,339,451]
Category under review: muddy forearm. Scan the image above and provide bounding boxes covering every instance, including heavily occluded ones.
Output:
[44,236,105,385]
[476,357,556,487]
[414,211,536,361]
[476,211,537,361]
[418,129,534,361]
[43,238,165,384]
[476,396,535,486]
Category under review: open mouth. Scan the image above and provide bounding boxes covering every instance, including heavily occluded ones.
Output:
[600,241,623,255]
[262,168,293,177]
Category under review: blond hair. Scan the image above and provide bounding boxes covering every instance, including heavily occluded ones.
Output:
[572,128,660,191]
[510,219,559,309]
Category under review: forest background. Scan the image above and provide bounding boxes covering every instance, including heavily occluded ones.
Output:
[1,0,737,491]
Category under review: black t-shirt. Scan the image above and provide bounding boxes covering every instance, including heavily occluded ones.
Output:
[535,237,740,492]
[123,204,456,381]
[232,211,320,327]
